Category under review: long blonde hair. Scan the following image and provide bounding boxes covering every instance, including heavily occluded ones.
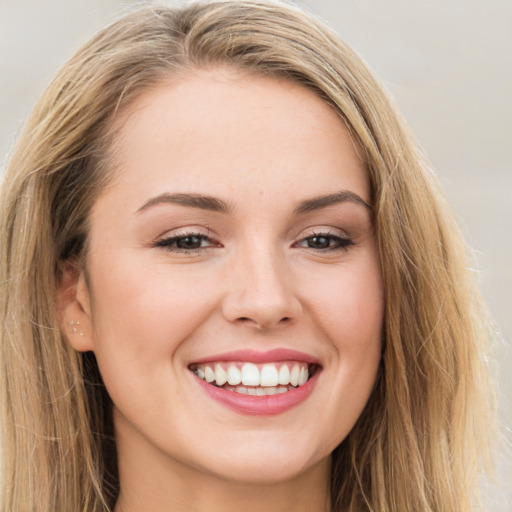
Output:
[0,1,493,510]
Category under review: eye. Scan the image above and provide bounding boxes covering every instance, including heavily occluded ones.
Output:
[296,232,353,251]
[155,233,217,252]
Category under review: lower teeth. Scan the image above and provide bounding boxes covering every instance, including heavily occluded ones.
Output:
[222,385,294,396]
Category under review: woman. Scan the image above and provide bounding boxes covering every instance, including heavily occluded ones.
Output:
[0,1,493,511]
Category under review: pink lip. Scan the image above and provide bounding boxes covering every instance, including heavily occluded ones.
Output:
[195,372,319,416]
[190,348,320,365]
[190,349,322,415]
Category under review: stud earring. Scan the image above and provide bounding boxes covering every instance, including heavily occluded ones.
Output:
[69,320,84,336]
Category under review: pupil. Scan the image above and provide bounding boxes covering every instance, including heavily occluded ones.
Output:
[309,236,329,249]
[177,236,201,249]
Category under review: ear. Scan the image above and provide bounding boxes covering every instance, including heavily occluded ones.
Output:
[57,262,95,352]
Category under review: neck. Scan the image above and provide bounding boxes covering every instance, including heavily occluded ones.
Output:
[113,420,331,512]
[115,464,331,512]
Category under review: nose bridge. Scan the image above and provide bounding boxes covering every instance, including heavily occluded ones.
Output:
[222,239,301,329]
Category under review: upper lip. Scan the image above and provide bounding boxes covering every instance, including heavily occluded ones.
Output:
[190,348,321,366]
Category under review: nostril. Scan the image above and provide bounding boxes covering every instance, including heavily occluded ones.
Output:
[235,316,291,329]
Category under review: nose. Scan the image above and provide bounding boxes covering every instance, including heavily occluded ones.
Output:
[221,247,302,330]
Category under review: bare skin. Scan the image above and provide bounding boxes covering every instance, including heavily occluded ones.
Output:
[61,68,383,511]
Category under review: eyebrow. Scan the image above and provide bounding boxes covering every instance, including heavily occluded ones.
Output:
[293,191,372,214]
[136,190,371,216]
[136,193,232,214]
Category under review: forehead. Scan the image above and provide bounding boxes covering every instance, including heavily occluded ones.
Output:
[99,67,368,212]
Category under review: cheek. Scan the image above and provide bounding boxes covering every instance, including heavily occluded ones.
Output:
[85,255,217,393]
[303,255,383,440]
[307,257,384,349]
[330,261,383,387]
[90,252,211,337]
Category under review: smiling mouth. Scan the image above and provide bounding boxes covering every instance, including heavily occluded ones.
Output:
[189,361,319,395]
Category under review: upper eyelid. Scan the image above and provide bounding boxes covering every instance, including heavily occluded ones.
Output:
[152,225,354,244]
[154,226,351,240]
[155,226,215,240]
[298,226,350,238]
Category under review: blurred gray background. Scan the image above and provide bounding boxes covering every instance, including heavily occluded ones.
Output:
[1,0,511,507]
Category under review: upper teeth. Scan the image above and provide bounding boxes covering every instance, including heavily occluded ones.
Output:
[192,361,310,388]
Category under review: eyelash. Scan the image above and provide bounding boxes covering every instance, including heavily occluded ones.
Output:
[155,232,216,253]
[294,232,354,252]
[154,230,353,254]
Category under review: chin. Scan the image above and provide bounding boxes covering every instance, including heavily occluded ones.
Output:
[193,437,329,485]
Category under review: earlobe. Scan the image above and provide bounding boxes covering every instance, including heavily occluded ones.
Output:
[57,263,95,352]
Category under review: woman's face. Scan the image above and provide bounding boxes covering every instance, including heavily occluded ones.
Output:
[68,68,383,485]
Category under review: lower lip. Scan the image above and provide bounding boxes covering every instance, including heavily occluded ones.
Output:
[195,373,319,416]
